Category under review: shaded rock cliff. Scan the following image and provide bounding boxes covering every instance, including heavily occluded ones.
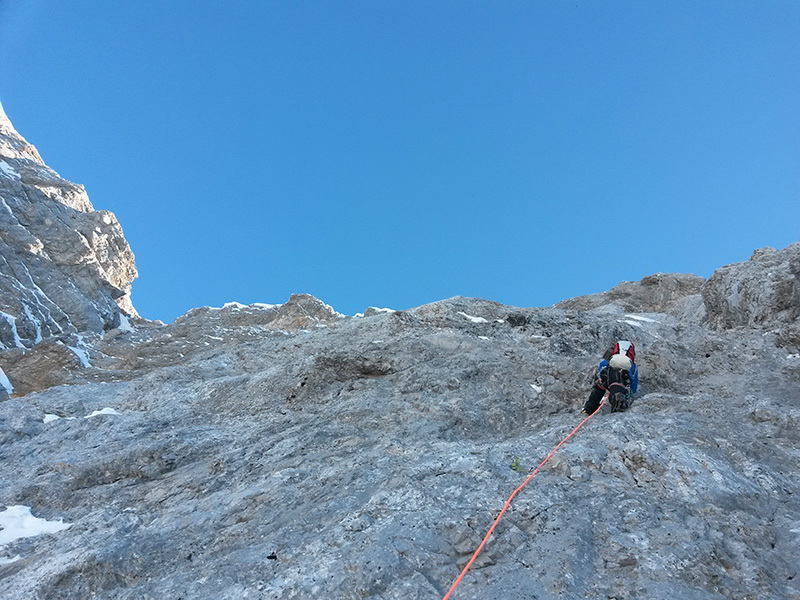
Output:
[0,103,137,351]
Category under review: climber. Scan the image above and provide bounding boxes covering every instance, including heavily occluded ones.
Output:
[583,340,638,414]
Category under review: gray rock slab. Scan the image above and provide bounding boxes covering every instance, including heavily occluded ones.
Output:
[1,289,799,599]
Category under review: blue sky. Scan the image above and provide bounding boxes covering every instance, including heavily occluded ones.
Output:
[1,2,798,322]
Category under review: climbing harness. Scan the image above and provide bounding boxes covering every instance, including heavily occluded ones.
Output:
[441,394,608,600]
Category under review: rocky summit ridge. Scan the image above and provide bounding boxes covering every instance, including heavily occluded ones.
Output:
[0,112,799,600]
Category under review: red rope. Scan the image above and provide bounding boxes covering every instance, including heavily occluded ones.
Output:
[441,396,608,600]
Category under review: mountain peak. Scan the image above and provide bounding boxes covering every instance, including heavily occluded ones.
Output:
[0,100,44,165]
[0,108,137,350]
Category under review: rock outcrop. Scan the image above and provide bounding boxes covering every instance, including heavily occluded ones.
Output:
[174,294,342,332]
[702,243,800,347]
[555,272,706,315]
[0,102,137,351]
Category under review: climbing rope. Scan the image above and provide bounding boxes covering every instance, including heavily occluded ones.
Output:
[441,395,608,600]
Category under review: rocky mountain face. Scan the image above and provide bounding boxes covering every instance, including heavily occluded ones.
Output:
[0,113,798,600]
[0,102,137,355]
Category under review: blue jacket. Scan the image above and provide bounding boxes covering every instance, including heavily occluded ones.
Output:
[598,359,639,394]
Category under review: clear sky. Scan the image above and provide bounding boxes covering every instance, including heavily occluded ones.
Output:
[1,2,798,322]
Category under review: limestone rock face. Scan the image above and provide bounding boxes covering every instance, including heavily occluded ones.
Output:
[0,103,137,350]
[174,294,342,332]
[1,272,799,599]
[555,272,706,314]
[702,243,800,346]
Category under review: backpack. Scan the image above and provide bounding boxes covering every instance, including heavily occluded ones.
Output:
[612,340,635,363]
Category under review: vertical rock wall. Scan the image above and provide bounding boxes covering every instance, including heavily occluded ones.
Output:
[0,103,138,349]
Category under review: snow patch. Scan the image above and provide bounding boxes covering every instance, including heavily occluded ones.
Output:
[84,407,122,419]
[0,310,25,348]
[118,313,133,332]
[0,367,13,394]
[457,312,489,324]
[618,319,645,328]
[43,414,77,423]
[0,160,20,180]
[530,384,543,393]
[624,314,660,323]
[207,301,282,312]
[478,336,490,340]
[0,505,72,546]
[66,344,91,367]
[0,197,14,216]
[22,304,43,343]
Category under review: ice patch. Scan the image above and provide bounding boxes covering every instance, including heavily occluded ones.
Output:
[457,312,489,324]
[478,336,490,340]
[84,407,122,419]
[0,160,20,180]
[0,367,13,394]
[0,505,72,546]
[530,384,543,393]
